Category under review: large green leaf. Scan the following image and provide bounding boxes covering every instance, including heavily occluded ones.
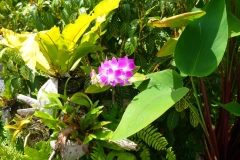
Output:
[175,0,228,77]
[214,101,240,116]
[110,85,189,141]
[227,11,240,38]
[148,10,205,28]
[134,69,183,91]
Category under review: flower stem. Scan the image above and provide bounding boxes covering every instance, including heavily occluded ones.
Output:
[190,76,206,128]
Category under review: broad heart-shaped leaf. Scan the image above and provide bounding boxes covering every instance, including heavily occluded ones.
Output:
[148,10,206,28]
[156,38,178,57]
[134,69,183,91]
[175,0,228,77]
[227,11,240,38]
[62,0,120,50]
[110,85,189,141]
[214,101,240,116]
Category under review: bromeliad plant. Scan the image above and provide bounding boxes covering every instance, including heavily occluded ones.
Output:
[0,0,121,77]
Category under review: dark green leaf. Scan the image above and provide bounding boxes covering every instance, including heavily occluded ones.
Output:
[175,0,228,77]
[167,109,179,130]
[214,101,240,116]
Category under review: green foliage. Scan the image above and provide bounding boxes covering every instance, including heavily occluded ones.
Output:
[90,141,106,160]
[137,125,168,151]
[131,125,176,160]
[167,108,179,130]
[0,129,25,160]
[0,143,25,160]
[1,0,239,160]
[106,150,137,160]
[24,141,51,160]
[0,49,35,95]
[139,145,151,160]
[111,84,188,141]
[175,0,228,77]
[166,147,176,160]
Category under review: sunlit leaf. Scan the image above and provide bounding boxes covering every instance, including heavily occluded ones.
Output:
[24,147,49,160]
[62,0,121,50]
[148,10,206,28]
[18,119,31,128]
[34,111,55,120]
[111,85,188,141]
[0,28,29,48]
[227,11,240,38]
[134,70,183,91]
[12,130,21,142]
[85,85,111,93]
[156,38,178,57]
[70,92,92,108]
[4,125,18,130]
[128,73,146,83]
[0,28,50,72]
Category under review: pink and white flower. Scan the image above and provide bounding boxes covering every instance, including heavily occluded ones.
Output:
[90,56,136,86]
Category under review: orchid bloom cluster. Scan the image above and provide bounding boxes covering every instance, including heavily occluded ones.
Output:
[90,56,136,87]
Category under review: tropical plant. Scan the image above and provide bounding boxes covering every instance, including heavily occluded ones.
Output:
[0,0,240,160]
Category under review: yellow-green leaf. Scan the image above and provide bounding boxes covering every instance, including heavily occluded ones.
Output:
[4,125,18,130]
[36,26,71,74]
[0,28,50,72]
[148,10,206,28]
[12,130,21,142]
[62,0,120,49]
[128,73,146,83]
[20,34,50,72]
[0,28,29,48]
[156,38,178,57]
[36,26,61,67]
[18,119,31,129]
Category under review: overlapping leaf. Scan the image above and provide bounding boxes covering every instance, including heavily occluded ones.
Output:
[175,0,228,77]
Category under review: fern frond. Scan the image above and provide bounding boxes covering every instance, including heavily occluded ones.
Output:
[139,145,151,160]
[166,147,176,160]
[137,125,168,151]
[90,141,105,160]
